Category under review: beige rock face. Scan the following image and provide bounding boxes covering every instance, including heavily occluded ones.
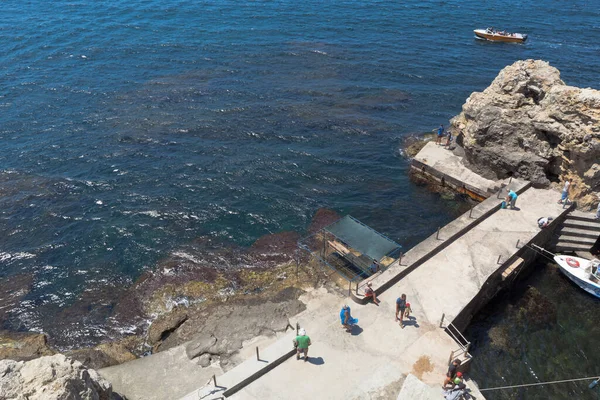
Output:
[0,354,117,400]
[451,59,600,209]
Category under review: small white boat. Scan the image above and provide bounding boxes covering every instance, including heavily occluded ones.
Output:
[474,28,528,43]
[554,255,600,298]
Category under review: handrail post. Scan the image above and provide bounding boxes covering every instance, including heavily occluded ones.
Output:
[213,374,217,387]
[436,227,441,240]
[256,346,260,361]
[497,254,502,264]
[439,313,445,328]
[348,280,351,296]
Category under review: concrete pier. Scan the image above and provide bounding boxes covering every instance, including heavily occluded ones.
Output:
[103,143,575,400]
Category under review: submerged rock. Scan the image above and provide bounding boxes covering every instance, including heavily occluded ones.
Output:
[0,331,55,361]
[451,59,600,208]
[0,354,119,400]
[516,286,557,330]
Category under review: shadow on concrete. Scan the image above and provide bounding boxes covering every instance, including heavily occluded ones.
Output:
[349,325,363,336]
[403,316,420,328]
[307,356,325,365]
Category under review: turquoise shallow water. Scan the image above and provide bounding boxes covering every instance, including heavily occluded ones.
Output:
[1,0,599,354]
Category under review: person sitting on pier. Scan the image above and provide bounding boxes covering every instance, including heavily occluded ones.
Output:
[443,359,462,387]
[369,259,380,273]
[364,281,379,305]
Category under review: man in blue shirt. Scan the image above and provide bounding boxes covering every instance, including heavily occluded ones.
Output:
[436,124,444,145]
[506,190,518,209]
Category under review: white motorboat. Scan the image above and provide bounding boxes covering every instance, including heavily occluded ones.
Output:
[554,255,600,298]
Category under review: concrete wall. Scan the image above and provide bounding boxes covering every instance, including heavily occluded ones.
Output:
[450,205,574,332]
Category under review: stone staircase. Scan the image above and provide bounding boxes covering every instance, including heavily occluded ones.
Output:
[554,212,600,253]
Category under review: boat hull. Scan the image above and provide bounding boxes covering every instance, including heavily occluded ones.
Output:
[474,29,527,43]
[554,255,600,299]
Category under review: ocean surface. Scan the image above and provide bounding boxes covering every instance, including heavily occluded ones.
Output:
[1,0,599,378]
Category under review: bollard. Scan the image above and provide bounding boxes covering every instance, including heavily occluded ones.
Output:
[436,227,441,240]
[439,313,445,328]
[516,239,520,248]
[497,254,502,264]
[256,346,259,361]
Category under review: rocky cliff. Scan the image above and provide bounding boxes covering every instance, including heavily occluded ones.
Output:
[451,59,600,208]
[0,354,120,400]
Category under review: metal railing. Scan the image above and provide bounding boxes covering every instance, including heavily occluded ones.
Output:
[440,313,472,364]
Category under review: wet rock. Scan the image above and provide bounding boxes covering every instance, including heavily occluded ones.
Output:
[147,307,188,346]
[451,59,600,205]
[0,354,119,399]
[0,330,56,361]
[67,341,137,370]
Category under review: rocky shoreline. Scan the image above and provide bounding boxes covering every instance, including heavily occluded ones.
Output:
[0,209,341,375]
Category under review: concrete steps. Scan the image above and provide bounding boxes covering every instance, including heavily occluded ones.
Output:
[557,227,600,240]
[555,241,595,253]
[552,212,600,254]
[556,235,597,245]
[562,219,600,232]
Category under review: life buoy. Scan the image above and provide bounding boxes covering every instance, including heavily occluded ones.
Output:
[566,257,580,268]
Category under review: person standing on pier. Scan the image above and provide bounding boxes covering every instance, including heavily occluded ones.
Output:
[505,189,518,209]
[436,124,445,145]
[557,179,571,204]
[294,328,311,361]
[395,294,408,328]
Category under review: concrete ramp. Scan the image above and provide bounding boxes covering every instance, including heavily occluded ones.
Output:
[397,374,442,400]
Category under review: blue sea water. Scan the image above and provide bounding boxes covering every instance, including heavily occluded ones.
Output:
[1,0,599,350]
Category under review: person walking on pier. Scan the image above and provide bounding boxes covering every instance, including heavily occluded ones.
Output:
[395,294,408,328]
[505,189,518,209]
[294,328,311,362]
[557,179,571,204]
[340,305,357,332]
[436,124,445,145]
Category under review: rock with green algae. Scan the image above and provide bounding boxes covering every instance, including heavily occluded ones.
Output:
[515,286,557,330]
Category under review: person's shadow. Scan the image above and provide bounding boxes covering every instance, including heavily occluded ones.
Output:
[348,324,363,336]
[403,316,420,328]
[307,356,325,365]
